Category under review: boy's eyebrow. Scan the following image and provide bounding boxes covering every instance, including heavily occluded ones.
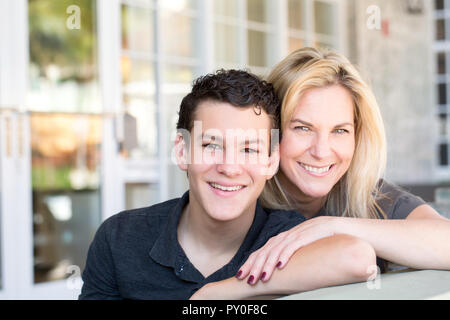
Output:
[238,138,267,147]
[197,133,267,147]
[290,118,354,128]
[198,133,223,142]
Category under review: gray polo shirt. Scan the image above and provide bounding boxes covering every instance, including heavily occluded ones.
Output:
[79,191,305,300]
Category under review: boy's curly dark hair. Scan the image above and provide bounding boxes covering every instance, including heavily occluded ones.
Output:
[176,69,280,131]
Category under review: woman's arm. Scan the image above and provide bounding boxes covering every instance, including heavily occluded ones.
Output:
[337,204,450,270]
[238,204,450,284]
[190,234,376,300]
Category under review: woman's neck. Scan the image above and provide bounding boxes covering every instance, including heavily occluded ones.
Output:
[277,171,327,219]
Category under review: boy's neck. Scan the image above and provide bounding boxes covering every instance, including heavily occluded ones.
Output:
[177,199,256,278]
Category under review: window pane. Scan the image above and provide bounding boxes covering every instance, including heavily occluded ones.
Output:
[314,1,336,36]
[440,143,449,166]
[121,5,154,52]
[247,0,267,23]
[438,52,446,74]
[31,114,102,283]
[161,11,198,58]
[438,83,447,104]
[161,0,198,11]
[214,0,238,17]
[436,0,445,10]
[28,0,100,113]
[121,57,155,98]
[215,23,239,64]
[248,30,268,67]
[288,0,305,30]
[125,183,159,210]
[123,98,158,158]
[289,37,305,53]
[436,19,445,40]
[440,113,447,135]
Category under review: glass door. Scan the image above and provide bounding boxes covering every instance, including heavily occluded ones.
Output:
[0,0,122,299]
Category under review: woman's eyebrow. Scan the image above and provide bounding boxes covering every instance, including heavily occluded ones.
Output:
[290,118,313,126]
[290,118,354,127]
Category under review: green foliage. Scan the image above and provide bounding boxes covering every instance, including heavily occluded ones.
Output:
[28,0,98,82]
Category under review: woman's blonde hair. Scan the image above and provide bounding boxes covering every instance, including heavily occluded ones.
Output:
[261,47,387,219]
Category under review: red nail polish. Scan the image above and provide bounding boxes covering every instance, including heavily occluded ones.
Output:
[247,275,254,284]
[276,261,282,268]
[235,270,242,278]
[260,272,266,281]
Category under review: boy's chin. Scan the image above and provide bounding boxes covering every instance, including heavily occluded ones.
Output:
[205,203,249,222]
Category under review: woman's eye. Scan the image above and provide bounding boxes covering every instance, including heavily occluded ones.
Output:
[294,126,310,132]
[334,128,349,134]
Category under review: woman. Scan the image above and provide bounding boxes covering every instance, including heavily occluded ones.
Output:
[235,47,450,285]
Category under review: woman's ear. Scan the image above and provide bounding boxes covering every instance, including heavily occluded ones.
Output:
[174,133,188,171]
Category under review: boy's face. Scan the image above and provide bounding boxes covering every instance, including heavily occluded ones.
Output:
[175,100,278,222]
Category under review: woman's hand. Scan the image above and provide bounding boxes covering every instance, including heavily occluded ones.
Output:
[236,216,342,285]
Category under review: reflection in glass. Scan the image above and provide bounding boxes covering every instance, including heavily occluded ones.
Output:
[436,19,445,40]
[436,0,445,11]
[121,4,154,52]
[28,0,100,113]
[440,143,449,166]
[121,57,155,98]
[440,113,447,136]
[437,52,446,74]
[438,83,447,105]
[123,98,158,158]
[31,114,102,283]
[161,10,198,58]
[214,0,238,17]
[314,1,335,36]
[288,0,305,30]
[314,40,335,51]
[248,30,267,67]
[289,37,304,53]
[215,23,239,65]
[247,0,267,23]
[125,183,159,210]
[164,94,190,200]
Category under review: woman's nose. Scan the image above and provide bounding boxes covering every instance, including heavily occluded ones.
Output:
[309,134,332,159]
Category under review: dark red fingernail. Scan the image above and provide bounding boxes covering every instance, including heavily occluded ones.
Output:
[276,261,282,268]
[260,272,267,281]
[235,270,242,278]
[247,275,255,284]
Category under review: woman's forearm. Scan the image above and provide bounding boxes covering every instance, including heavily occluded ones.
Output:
[336,215,450,270]
[190,234,376,300]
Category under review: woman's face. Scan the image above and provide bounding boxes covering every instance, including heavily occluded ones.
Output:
[279,84,356,201]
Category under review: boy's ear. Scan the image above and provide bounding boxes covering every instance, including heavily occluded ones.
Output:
[174,133,188,171]
[262,144,280,179]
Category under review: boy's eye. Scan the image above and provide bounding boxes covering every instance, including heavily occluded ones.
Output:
[243,147,259,154]
[203,143,222,150]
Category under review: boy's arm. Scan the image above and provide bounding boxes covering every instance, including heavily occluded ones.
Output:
[190,234,376,300]
[79,219,122,300]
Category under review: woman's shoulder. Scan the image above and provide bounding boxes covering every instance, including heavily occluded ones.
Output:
[376,179,426,219]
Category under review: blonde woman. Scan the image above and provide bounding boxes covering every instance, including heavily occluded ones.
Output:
[234,47,450,285]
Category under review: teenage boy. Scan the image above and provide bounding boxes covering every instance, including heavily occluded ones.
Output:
[79,69,376,300]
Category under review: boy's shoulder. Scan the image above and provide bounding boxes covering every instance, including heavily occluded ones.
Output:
[265,207,306,223]
[98,196,184,238]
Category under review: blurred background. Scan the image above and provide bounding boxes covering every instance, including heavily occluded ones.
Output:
[0,0,448,299]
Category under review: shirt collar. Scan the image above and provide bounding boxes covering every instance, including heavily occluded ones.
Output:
[148,190,269,283]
